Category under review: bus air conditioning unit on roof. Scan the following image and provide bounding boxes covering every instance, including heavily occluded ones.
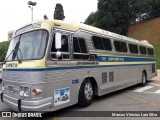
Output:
[141,40,149,44]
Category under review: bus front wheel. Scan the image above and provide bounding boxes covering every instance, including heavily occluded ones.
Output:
[78,79,94,107]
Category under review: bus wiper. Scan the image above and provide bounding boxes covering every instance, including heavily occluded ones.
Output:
[4,50,15,64]
[4,48,23,64]
[12,40,22,63]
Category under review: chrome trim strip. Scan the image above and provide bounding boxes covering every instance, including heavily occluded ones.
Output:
[21,102,52,111]
[22,97,52,106]
[3,80,46,85]
[4,94,18,104]
[3,94,53,111]
[3,98,18,108]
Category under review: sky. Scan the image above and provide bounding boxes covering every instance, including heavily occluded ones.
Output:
[0,0,98,42]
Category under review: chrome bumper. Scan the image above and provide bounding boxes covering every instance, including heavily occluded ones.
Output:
[1,93,53,111]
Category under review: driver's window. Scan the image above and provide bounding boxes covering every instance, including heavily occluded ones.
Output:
[50,33,70,60]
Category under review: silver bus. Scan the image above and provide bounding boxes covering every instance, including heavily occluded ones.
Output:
[1,20,157,112]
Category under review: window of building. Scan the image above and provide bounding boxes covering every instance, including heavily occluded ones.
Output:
[73,37,89,60]
[139,46,147,55]
[129,44,139,54]
[114,41,127,52]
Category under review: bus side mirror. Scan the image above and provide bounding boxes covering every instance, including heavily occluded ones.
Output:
[55,32,62,49]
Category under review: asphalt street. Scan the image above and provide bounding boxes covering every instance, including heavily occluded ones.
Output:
[0,71,160,120]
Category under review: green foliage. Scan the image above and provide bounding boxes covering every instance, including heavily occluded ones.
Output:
[85,0,130,36]
[148,0,160,19]
[155,46,160,69]
[84,12,98,26]
[0,41,10,62]
[129,0,160,23]
[54,3,65,20]
[129,0,149,23]
[85,0,160,34]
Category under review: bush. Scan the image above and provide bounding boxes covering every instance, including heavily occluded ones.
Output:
[0,41,10,62]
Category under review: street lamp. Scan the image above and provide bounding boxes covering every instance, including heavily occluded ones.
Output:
[27,1,37,21]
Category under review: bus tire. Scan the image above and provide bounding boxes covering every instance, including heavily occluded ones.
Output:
[141,71,147,86]
[78,79,94,107]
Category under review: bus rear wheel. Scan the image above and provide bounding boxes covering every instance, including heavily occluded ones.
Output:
[78,79,94,107]
[141,72,147,86]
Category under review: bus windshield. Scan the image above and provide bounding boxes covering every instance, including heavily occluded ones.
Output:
[6,30,48,61]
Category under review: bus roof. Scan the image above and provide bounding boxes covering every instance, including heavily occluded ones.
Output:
[17,19,154,48]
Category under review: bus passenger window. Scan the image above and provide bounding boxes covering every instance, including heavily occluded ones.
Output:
[50,34,70,60]
[121,42,127,52]
[60,35,69,52]
[139,46,147,55]
[102,38,112,51]
[73,37,89,60]
[92,36,112,51]
[114,41,127,52]
[92,36,104,50]
[114,41,121,52]
[129,44,139,54]
[147,48,154,55]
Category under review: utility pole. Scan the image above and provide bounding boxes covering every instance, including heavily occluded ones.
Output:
[27,1,37,21]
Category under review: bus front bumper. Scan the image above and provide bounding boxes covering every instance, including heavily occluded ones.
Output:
[0,93,53,111]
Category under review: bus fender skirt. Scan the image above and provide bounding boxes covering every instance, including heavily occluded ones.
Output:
[18,99,21,111]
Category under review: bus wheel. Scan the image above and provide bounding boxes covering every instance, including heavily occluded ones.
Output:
[78,79,94,107]
[141,72,147,86]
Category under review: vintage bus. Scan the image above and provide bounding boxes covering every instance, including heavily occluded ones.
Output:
[1,20,157,112]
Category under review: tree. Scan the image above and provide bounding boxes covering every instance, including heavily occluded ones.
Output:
[128,0,151,23]
[44,14,48,20]
[84,12,98,26]
[85,0,130,36]
[128,0,160,23]
[0,41,10,62]
[85,0,160,35]
[54,3,65,20]
[148,0,160,19]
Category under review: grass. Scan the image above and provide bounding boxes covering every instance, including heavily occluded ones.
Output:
[155,46,160,69]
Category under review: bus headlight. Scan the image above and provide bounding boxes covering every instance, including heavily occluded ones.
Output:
[19,86,30,97]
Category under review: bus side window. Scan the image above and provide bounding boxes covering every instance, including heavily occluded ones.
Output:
[147,48,154,55]
[73,37,89,60]
[114,41,127,52]
[129,44,139,54]
[50,34,70,60]
[92,36,112,51]
[139,46,147,55]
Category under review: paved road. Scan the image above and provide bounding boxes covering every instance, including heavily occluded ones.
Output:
[0,71,160,120]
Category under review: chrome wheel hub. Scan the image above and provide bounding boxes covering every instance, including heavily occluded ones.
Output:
[84,82,93,100]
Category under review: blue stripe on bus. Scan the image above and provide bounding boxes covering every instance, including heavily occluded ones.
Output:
[3,63,155,72]
[97,56,156,62]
